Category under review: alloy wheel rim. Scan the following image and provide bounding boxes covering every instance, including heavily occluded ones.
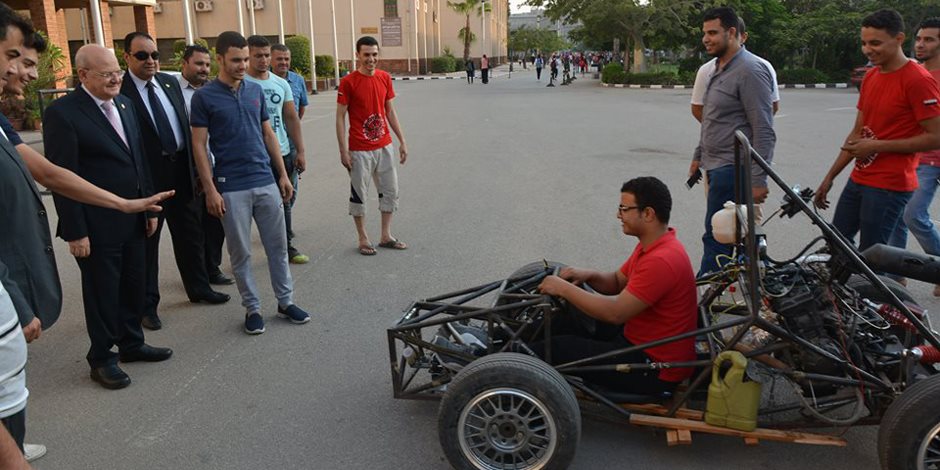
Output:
[458,387,557,470]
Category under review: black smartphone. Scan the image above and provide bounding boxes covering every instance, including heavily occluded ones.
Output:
[686,168,703,189]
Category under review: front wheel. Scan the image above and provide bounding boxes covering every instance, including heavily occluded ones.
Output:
[438,353,581,470]
[878,374,940,470]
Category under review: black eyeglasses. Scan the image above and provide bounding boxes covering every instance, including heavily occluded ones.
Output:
[618,205,643,213]
[131,51,160,61]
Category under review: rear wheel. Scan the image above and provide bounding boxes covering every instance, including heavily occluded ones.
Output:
[846,274,917,305]
[438,353,581,470]
[878,374,940,470]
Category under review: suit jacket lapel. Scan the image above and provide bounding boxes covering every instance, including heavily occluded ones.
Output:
[0,133,42,202]
[121,73,158,135]
[155,74,189,125]
[75,87,131,155]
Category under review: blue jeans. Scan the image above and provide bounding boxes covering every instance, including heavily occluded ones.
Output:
[280,148,298,245]
[832,179,912,252]
[888,164,940,256]
[699,165,739,276]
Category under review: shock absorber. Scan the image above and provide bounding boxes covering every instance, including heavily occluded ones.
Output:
[911,345,940,365]
[876,303,925,333]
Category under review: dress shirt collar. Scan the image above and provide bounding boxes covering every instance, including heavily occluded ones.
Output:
[128,69,157,94]
[81,84,114,109]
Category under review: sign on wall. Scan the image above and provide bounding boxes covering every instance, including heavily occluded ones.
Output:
[381,17,402,47]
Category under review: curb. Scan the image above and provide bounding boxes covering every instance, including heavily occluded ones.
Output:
[600,82,851,89]
[391,75,458,81]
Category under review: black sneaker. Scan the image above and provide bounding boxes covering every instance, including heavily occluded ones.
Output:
[277,304,311,324]
[244,313,265,335]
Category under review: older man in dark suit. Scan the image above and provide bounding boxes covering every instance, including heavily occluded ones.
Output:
[44,44,173,390]
[121,32,229,331]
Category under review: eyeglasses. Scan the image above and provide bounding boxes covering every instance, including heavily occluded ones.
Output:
[131,51,160,61]
[90,70,124,80]
[618,205,643,214]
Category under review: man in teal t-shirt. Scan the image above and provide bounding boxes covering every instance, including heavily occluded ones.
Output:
[245,35,309,264]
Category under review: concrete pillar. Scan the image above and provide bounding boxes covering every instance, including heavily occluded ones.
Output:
[28,0,71,87]
[133,6,156,38]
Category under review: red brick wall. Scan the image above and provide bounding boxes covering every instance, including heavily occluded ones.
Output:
[28,0,71,87]
[133,6,156,40]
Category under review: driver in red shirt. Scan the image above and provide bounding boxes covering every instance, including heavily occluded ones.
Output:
[538,177,698,395]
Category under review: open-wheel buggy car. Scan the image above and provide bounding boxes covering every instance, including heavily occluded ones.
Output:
[386,131,940,470]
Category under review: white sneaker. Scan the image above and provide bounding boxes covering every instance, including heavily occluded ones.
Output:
[24,443,46,462]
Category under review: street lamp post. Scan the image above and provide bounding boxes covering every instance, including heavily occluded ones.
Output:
[277,0,285,45]
[181,0,194,44]
[307,0,318,94]
[349,0,356,71]
[247,0,257,35]
[88,0,105,47]
[481,0,486,58]
[237,0,245,35]
[330,0,341,85]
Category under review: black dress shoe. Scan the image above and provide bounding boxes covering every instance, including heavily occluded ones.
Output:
[189,290,231,304]
[119,344,173,363]
[141,314,162,331]
[90,364,131,390]
[209,272,235,286]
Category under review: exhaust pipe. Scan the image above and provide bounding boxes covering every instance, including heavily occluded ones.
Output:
[860,244,940,285]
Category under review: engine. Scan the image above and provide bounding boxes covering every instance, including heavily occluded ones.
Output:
[766,267,844,381]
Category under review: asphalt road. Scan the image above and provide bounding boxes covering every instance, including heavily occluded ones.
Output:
[23,67,940,469]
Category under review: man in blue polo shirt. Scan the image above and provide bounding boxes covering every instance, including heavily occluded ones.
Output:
[190,31,311,335]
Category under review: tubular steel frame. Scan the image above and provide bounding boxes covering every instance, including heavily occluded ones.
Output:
[387,132,940,428]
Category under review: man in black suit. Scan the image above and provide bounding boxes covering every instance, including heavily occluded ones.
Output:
[44,44,173,390]
[121,32,229,331]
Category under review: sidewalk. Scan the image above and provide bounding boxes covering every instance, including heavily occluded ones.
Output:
[390,63,516,81]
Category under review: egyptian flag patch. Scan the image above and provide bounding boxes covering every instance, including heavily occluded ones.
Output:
[925,98,939,107]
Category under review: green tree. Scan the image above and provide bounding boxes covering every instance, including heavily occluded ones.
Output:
[448,0,491,61]
[509,25,569,55]
[285,35,312,77]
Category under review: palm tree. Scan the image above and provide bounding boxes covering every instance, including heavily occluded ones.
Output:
[447,0,491,62]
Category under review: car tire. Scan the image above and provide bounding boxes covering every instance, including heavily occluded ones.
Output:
[438,353,581,470]
[877,374,940,470]
[846,274,917,305]
[507,260,568,283]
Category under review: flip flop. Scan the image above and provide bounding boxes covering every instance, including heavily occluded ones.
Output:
[358,244,377,256]
[378,239,408,250]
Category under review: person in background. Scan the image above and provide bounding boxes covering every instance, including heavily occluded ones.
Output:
[815,9,940,254]
[271,43,311,264]
[178,44,234,287]
[887,17,940,294]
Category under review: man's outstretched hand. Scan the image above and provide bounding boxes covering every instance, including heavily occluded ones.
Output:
[119,190,175,213]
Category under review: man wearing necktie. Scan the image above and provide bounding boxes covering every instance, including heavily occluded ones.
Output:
[120,32,229,331]
[44,44,173,390]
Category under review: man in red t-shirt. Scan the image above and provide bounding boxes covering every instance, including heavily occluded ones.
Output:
[888,18,940,295]
[335,36,410,256]
[538,177,698,395]
[815,9,940,251]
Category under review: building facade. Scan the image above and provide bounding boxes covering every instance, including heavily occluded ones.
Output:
[508,8,578,44]
[19,0,508,81]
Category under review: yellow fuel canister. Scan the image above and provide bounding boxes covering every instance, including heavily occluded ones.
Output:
[704,350,762,432]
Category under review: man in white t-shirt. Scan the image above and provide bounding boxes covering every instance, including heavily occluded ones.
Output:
[690,18,779,122]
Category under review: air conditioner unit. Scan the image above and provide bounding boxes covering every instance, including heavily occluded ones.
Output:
[251,0,265,10]
[153,2,163,14]
[194,0,213,12]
